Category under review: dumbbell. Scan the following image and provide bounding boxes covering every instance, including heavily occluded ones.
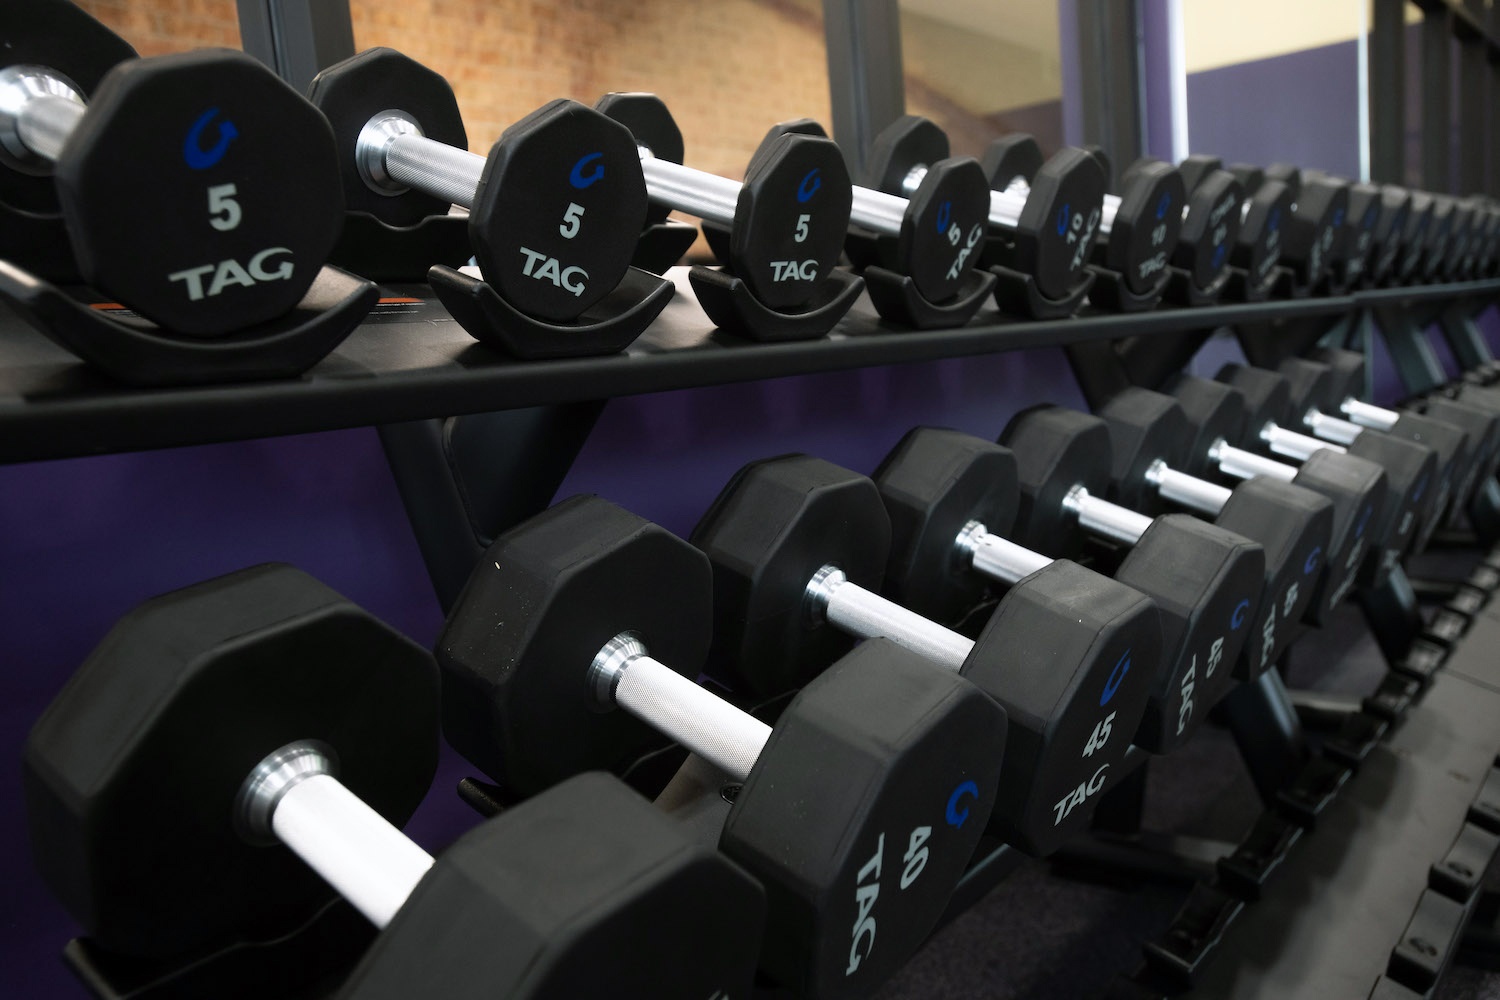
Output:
[1386,189,1438,285]
[1414,192,1458,284]
[689,452,1158,854]
[1348,184,1412,287]
[1229,164,1349,292]
[309,48,646,323]
[594,94,852,311]
[1296,348,1496,524]
[998,409,1266,748]
[1121,156,1244,299]
[1096,388,1335,678]
[439,496,1006,998]
[1469,198,1500,278]
[1323,178,1388,288]
[1219,358,1459,560]
[0,0,136,281]
[1178,156,1293,295]
[981,134,1184,300]
[24,564,765,997]
[766,119,992,311]
[1164,374,1389,621]
[860,119,1105,303]
[0,32,342,334]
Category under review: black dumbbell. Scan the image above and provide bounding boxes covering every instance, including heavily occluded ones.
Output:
[690,452,1158,854]
[1230,163,1349,293]
[1349,184,1412,287]
[1300,348,1495,529]
[998,409,1266,750]
[595,94,852,311]
[0,0,136,281]
[1124,156,1244,300]
[1415,192,1458,284]
[983,134,1184,301]
[807,118,995,309]
[1164,374,1389,622]
[860,119,1105,303]
[439,496,1007,998]
[1387,189,1437,284]
[1324,178,1387,288]
[1179,156,1292,296]
[1220,358,1454,564]
[24,564,765,997]
[1096,388,1335,679]
[309,48,647,323]
[0,35,342,334]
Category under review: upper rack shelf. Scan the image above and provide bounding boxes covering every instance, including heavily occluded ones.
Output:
[1,270,1495,465]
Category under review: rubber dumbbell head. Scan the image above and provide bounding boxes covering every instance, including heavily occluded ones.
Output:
[24,564,438,959]
[1097,160,1184,294]
[0,47,344,335]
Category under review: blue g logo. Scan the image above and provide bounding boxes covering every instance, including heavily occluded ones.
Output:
[569,152,604,189]
[1304,545,1322,575]
[1100,650,1131,706]
[947,780,979,829]
[797,169,821,203]
[1156,193,1171,220]
[1230,599,1249,630]
[1057,202,1070,235]
[936,200,952,233]
[183,108,237,170]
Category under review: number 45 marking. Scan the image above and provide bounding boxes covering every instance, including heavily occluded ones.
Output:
[1083,712,1115,757]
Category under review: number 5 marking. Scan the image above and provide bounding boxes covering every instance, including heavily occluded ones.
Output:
[560,202,584,239]
[207,184,241,232]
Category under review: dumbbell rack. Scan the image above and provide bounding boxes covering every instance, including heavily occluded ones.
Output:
[6,273,1500,999]
[4,274,1492,466]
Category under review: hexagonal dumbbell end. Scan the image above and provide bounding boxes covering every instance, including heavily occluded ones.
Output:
[1099,160,1184,295]
[723,637,1006,994]
[336,772,766,1000]
[439,494,712,797]
[691,454,892,698]
[56,50,345,335]
[306,47,469,227]
[1008,146,1106,300]
[24,564,437,959]
[595,91,684,229]
[980,133,1044,189]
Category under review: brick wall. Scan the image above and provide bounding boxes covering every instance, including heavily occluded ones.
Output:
[75,0,1064,179]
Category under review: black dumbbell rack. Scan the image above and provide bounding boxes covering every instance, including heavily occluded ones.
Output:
[9,273,1500,1000]
[5,274,1491,466]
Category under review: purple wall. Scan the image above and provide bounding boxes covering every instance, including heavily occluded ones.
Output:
[1185,40,1362,179]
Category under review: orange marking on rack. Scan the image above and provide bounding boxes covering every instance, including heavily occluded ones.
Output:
[378,296,422,304]
[89,302,126,311]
